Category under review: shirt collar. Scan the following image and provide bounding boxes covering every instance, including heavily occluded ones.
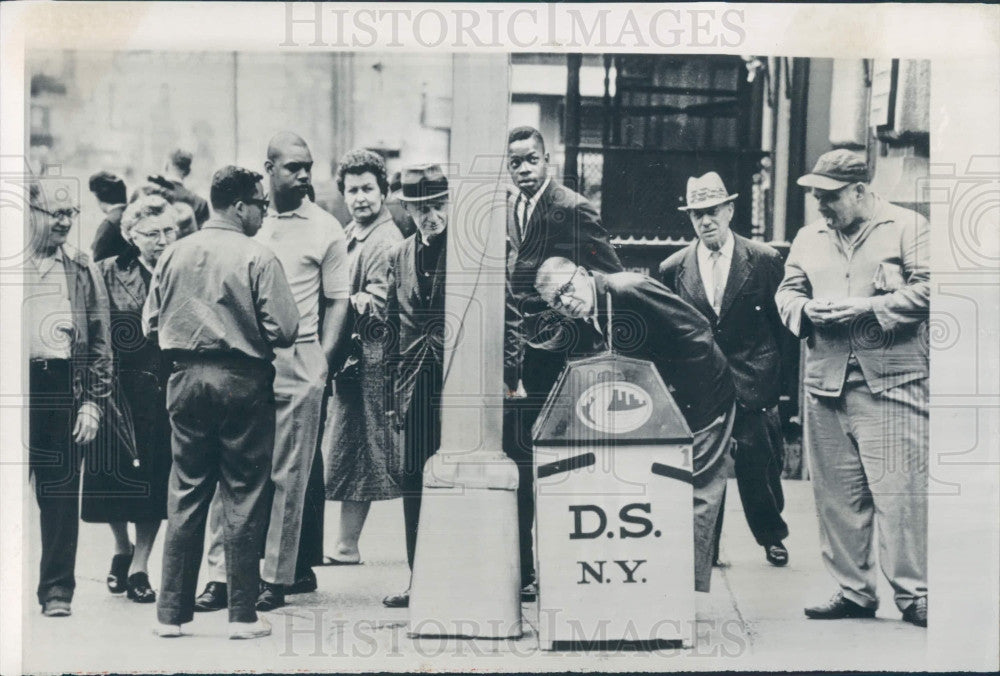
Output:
[137,255,156,274]
[348,206,393,243]
[268,197,314,220]
[521,176,551,209]
[201,217,245,234]
[418,229,446,250]
[696,230,734,261]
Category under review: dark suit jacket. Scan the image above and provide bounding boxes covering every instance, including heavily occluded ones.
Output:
[505,179,622,391]
[590,271,736,432]
[91,205,129,262]
[659,234,788,410]
[385,233,448,422]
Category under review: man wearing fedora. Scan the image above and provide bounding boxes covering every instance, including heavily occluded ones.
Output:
[381,163,451,609]
[504,126,623,600]
[776,149,929,627]
[660,172,792,568]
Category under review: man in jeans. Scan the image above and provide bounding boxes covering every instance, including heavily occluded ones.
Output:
[144,165,299,639]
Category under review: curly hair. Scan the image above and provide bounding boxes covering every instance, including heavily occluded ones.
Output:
[121,194,172,238]
[336,149,389,196]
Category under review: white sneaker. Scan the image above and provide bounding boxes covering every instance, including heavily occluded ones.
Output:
[229,616,271,640]
[152,623,184,638]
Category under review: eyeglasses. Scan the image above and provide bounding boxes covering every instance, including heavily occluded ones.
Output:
[131,225,178,241]
[31,205,79,220]
[245,197,270,212]
[551,267,581,310]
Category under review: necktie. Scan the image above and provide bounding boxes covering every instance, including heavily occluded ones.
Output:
[710,250,725,315]
[516,194,527,240]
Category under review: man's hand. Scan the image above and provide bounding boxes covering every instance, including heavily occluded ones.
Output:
[351,292,373,317]
[505,379,528,400]
[823,297,874,324]
[72,402,101,444]
[803,299,837,327]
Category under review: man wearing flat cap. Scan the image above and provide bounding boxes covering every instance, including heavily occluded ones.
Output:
[660,172,792,569]
[380,163,451,609]
[775,149,929,627]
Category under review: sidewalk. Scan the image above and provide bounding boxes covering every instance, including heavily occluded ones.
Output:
[22,479,926,672]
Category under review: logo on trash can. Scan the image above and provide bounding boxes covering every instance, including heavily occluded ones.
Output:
[576,382,653,434]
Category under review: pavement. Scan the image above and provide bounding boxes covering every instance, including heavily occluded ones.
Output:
[22,478,927,673]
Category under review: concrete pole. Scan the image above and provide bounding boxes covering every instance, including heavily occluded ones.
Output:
[408,54,522,638]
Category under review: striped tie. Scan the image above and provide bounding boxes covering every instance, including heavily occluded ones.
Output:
[710,250,725,315]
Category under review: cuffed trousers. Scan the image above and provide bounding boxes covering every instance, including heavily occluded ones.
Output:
[805,373,928,611]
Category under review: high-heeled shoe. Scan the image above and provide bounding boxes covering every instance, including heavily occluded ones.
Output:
[126,572,157,603]
[107,546,134,594]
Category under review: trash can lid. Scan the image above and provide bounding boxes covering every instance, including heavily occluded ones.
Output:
[533,354,693,446]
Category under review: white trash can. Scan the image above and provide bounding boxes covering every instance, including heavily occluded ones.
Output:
[532,353,695,650]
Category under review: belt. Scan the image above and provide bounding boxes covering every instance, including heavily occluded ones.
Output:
[29,358,70,371]
[165,350,271,370]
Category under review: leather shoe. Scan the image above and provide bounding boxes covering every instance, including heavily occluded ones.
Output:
[286,569,318,595]
[107,547,133,594]
[382,590,409,608]
[765,542,789,566]
[193,582,227,612]
[520,581,537,603]
[804,591,876,619]
[901,597,927,627]
[255,581,285,611]
[126,572,157,603]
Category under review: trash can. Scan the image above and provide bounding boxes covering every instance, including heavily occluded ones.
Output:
[532,353,695,649]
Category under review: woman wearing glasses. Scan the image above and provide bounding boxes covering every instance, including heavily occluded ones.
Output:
[86,194,179,603]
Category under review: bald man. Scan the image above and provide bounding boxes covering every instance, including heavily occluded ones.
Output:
[199,132,351,613]
[534,257,736,593]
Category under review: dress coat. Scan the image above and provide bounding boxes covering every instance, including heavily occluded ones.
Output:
[660,233,791,547]
[504,179,623,394]
[659,233,788,410]
[325,207,404,501]
[83,248,169,522]
[385,232,448,428]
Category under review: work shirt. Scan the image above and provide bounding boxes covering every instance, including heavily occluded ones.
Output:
[143,218,299,360]
[256,198,349,342]
[25,249,74,359]
[776,195,930,396]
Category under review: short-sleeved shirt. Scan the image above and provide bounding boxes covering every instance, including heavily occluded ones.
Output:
[257,198,349,342]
